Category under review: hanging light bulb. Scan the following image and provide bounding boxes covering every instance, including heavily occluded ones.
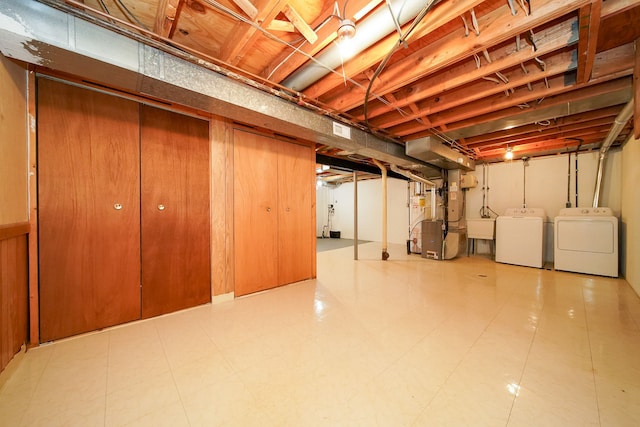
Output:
[505,146,514,160]
[337,18,356,40]
[337,18,356,57]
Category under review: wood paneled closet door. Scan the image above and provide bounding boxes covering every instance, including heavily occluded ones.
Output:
[233,130,314,297]
[233,129,278,296]
[140,106,211,318]
[278,141,314,285]
[233,130,279,296]
[38,79,141,342]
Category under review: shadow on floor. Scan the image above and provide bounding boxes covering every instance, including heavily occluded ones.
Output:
[316,238,370,252]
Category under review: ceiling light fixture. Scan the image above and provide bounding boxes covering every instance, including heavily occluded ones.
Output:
[505,146,514,160]
[337,18,356,41]
[335,5,356,58]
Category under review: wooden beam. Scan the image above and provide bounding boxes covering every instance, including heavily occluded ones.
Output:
[393,76,632,137]
[346,18,578,120]
[466,118,617,148]
[635,38,640,138]
[283,4,317,44]
[602,0,640,16]
[577,1,602,84]
[220,0,285,65]
[267,19,295,32]
[154,0,182,38]
[264,0,379,83]
[302,0,486,100]
[463,106,622,146]
[310,0,592,109]
[369,49,578,129]
[230,0,258,20]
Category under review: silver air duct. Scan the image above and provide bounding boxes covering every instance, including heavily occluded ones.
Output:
[281,0,434,91]
[593,100,634,207]
[405,136,475,171]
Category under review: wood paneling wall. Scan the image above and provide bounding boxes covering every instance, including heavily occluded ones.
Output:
[0,54,29,373]
[0,55,28,225]
[0,224,29,374]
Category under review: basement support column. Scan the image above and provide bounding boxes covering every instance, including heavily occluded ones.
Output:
[354,170,358,260]
[371,159,389,260]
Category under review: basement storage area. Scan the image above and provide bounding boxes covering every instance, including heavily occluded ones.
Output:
[1,0,640,425]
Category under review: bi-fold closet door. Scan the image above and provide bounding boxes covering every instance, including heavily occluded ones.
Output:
[233,129,314,297]
[38,78,210,342]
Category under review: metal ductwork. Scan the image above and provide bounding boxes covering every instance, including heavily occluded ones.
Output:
[593,99,634,207]
[405,137,475,171]
[0,0,430,171]
[442,87,633,141]
[281,0,435,91]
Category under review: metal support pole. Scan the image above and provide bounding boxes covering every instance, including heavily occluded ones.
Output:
[371,159,389,260]
[354,170,358,260]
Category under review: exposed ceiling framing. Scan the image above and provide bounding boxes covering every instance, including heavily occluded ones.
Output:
[4,0,640,172]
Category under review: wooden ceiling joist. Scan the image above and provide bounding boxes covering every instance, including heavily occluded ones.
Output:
[576,0,602,84]
[345,17,579,121]
[282,4,318,44]
[230,0,259,20]
[369,49,578,130]
[48,0,639,161]
[154,0,182,38]
[310,0,592,109]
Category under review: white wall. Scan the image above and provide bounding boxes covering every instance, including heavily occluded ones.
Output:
[316,184,335,237]
[316,151,624,262]
[327,177,410,245]
[464,151,622,220]
[621,135,640,295]
[463,151,622,261]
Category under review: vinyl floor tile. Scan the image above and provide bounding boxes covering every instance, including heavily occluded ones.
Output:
[1,242,639,426]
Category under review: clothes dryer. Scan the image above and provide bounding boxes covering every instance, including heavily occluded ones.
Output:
[554,207,618,277]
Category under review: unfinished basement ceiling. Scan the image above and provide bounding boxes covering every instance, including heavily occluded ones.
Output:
[30,0,640,164]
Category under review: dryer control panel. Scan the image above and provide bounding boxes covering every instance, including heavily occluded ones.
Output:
[558,207,614,216]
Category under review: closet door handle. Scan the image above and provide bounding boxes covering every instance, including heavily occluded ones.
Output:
[266,207,271,212]
[114,203,123,210]
[158,204,166,211]
[286,207,290,212]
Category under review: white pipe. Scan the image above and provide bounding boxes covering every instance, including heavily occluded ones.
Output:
[372,159,389,260]
[431,186,436,220]
[353,170,358,260]
[389,164,436,187]
[593,100,634,207]
[282,0,434,91]
[390,164,437,219]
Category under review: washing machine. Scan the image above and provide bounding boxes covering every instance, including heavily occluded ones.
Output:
[495,208,546,268]
[554,207,618,277]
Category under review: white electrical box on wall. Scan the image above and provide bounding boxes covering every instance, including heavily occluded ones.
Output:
[460,174,478,188]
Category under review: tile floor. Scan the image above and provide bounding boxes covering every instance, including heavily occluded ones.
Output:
[1,242,640,426]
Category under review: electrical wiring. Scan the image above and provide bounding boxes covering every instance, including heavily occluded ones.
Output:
[359,0,479,160]
[362,0,438,126]
[199,0,410,119]
[45,0,456,149]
